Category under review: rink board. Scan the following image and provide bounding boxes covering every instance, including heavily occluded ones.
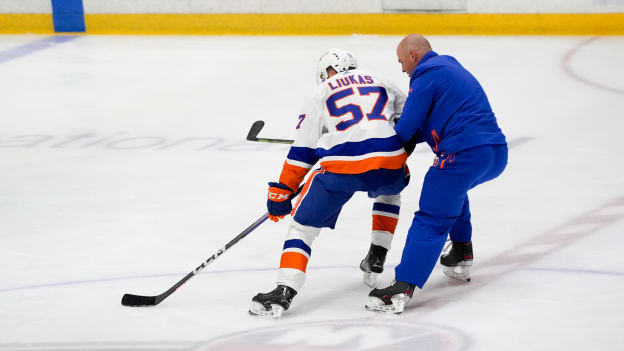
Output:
[2,13,624,34]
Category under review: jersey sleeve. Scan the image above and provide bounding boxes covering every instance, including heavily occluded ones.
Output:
[278,98,322,191]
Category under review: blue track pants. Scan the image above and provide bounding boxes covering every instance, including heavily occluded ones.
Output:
[395,144,508,287]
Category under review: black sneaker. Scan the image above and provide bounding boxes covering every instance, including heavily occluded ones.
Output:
[249,285,297,318]
[365,280,415,313]
[440,241,473,282]
[360,244,388,287]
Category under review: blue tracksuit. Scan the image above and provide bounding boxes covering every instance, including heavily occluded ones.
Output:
[393,50,508,288]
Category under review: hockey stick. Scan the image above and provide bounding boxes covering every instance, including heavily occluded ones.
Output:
[247,120,294,144]
[121,188,303,307]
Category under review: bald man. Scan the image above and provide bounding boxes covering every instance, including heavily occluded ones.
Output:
[366,34,508,313]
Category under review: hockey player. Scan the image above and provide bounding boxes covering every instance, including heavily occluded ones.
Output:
[366,34,508,313]
[249,49,410,318]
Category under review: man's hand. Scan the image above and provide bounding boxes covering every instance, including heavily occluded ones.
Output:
[267,182,294,222]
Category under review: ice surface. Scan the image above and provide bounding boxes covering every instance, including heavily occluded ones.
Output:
[0,34,623,350]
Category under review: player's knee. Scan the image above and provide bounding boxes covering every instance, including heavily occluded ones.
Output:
[286,220,321,244]
[375,194,401,207]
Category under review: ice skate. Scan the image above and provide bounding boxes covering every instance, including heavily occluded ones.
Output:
[440,241,473,282]
[360,244,388,288]
[365,280,415,314]
[249,285,297,319]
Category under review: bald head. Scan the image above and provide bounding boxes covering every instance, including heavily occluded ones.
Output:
[397,34,432,76]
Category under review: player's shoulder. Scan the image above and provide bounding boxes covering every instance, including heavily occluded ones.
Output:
[310,81,330,102]
[301,88,324,115]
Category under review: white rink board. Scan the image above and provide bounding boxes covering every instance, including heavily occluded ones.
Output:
[80,0,624,14]
[2,0,624,14]
[0,0,51,13]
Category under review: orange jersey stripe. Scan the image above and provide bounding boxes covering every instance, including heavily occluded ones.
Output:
[279,161,310,192]
[291,168,323,215]
[320,153,407,174]
[372,214,399,234]
[279,251,309,272]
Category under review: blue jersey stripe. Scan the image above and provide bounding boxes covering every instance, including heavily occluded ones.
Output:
[283,239,312,256]
[373,202,400,215]
[316,135,402,158]
[287,146,319,165]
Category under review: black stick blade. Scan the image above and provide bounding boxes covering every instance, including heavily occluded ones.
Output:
[246,120,265,141]
[121,293,158,307]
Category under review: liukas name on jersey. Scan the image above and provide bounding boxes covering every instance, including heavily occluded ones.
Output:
[327,74,375,91]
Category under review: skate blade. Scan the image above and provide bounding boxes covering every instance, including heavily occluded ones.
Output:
[248,301,284,319]
[363,272,378,288]
[443,265,471,282]
[364,296,407,314]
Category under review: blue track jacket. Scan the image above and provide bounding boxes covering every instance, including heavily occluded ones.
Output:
[394,51,506,155]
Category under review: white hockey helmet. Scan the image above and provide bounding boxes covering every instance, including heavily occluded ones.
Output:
[316,48,358,85]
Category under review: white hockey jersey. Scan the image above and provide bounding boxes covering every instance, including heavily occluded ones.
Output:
[278,69,408,191]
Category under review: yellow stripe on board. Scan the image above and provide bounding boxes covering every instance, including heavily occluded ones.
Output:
[84,13,624,35]
[0,14,54,34]
[2,13,623,35]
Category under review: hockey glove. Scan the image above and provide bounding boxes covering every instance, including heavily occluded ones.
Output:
[402,135,418,156]
[267,182,293,222]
